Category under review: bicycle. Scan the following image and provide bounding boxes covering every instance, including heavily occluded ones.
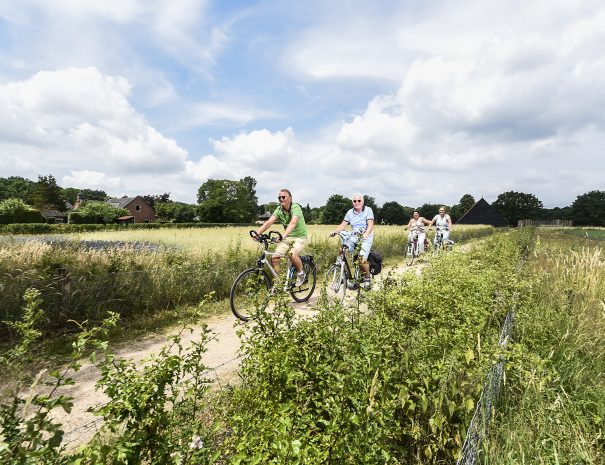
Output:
[431,227,453,256]
[229,230,317,322]
[405,228,429,266]
[326,231,371,303]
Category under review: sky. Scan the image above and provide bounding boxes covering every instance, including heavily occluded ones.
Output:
[0,0,604,209]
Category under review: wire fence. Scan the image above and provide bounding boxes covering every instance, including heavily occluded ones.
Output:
[457,240,530,464]
[456,306,514,465]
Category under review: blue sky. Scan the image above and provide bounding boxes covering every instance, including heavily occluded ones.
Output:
[0,0,604,208]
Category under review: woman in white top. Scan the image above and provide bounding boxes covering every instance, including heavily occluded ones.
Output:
[405,211,431,253]
[429,206,453,245]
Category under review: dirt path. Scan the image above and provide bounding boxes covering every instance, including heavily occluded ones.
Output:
[50,246,465,447]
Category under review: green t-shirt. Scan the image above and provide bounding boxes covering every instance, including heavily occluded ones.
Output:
[272,203,307,238]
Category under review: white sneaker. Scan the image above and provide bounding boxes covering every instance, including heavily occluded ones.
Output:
[362,277,372,290]
[295,272,306,287]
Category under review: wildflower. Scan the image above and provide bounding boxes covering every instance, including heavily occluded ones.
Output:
[190,435,204,450]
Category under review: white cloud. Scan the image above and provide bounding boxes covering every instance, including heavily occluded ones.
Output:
[62,170,122,190]
[211,128,296,167]
[0,67,188,186]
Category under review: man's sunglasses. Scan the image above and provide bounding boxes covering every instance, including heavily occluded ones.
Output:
[278,196,287,200]
[353,199,362,203]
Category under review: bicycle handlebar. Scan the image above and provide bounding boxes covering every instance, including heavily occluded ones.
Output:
[250,230,283,246]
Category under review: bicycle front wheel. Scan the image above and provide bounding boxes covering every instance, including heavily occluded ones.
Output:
[432,241,441,257]
[405,242,415,265]
[291,261,317,303]
[326,263,347,303]
[230,268,272,322]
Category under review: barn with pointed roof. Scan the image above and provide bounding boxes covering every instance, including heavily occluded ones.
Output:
[456,198,508,227]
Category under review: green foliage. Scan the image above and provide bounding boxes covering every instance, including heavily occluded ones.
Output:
[81,315,215,464]
[156,201,197,223]
[450,194,475,222]
[485,230,605,462]
[222,231,528,463]
[28,175,66,212]
[68,201,129,224]
[0,176,36,202]
[198,177,259,223]
[571,190,605,226]
[492,191,544,226]
[322,194,351,224]
[0,198,43,224]
[61,188,107,204]
[0,293,119,465]
[417,203,443,219]
[0,294,215,464]
[380,201,412,225]
[141,192,171,209]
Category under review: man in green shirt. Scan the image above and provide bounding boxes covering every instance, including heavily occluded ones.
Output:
[255,188,308,286]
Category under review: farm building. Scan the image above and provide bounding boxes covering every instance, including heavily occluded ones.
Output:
[105,196,155,223]
[456,197,508,227]
[42,209,67,224]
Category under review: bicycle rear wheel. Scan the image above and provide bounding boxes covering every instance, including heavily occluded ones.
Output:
[326,263,347,303]
[291,260,317,302]
[230,268,272,322]
[405,242,415,265]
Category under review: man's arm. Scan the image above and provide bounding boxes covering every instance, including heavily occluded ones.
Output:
[282,215,299,239]
[330,220,349,236]
[256,216,277,236]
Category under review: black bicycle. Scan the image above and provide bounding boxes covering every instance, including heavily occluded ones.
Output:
[325,231,371,303]
[229,230,317,322]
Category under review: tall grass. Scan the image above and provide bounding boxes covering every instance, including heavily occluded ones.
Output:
[484,231,605,463]
[0,225,494,339]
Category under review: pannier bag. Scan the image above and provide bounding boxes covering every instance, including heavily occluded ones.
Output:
[368,249,382,275]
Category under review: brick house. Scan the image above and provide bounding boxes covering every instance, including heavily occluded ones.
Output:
[105,196,155,223]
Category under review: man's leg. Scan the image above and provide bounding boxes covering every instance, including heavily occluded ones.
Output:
[360,238,373,278]
[290,252,303,273]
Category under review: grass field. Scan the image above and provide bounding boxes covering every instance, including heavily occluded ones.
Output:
[562,226,605,241]
[70,224,406,253]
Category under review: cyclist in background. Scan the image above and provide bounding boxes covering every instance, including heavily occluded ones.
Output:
[329,193,375,289]
[428,206,454,246]
[254,188,308,286]
[405,211,431,253]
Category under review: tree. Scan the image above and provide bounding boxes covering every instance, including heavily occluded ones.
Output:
[0,176,36,202]
[142,193,171,209]
[418,203,442,219]
[363,196,380,222]
[197,177,258,223]
[0,198,41,224]
[155,201,197,223]
[28,175,66,211]
[450,194,475,222]
[538,206,572,221]
[492,191,544,226]
[322,194,351,224]
[70,201,129,224]
[380,201,412,225]
[571,190,605,226]
[61,187,107,204]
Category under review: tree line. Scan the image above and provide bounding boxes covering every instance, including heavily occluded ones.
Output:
[1,175,604,226]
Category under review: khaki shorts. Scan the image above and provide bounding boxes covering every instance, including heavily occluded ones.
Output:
[274,236,307,257]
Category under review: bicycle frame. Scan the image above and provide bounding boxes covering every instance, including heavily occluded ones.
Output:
[255,240,297,292]
[334,232,365,286]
